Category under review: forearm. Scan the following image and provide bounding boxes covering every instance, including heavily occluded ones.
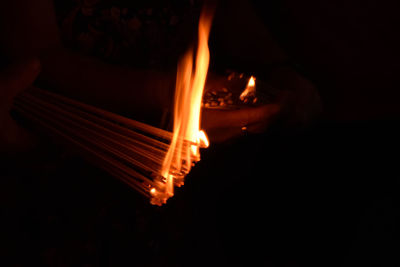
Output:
[37,47,175,116]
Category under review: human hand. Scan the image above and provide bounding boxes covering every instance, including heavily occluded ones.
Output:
[200,67,321,143]
[201,72,284,143]
[201,104,282,143]
[0,58,41,153]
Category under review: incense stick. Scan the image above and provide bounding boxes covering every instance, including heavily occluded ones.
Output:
[13,87,202,205]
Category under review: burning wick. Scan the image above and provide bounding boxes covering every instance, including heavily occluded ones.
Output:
[239,76,256,102]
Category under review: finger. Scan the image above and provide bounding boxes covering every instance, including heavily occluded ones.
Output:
[207,117,277,143]
[0,58,41,105]
[246,120,273,134]
[206,126,243,143]
[202,104,281,130]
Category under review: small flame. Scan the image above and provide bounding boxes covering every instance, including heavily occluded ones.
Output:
[239,76,256,100]
[248,76,255,87]
[150,188,156,195]
[197,130,209,148]
[155,7,213,204]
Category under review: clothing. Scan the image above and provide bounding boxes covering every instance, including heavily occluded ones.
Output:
[54,0,201,69]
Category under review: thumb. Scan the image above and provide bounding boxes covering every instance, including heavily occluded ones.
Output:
[0,58,41,107]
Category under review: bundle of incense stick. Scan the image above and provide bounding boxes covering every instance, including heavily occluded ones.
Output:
[12,87,205,205]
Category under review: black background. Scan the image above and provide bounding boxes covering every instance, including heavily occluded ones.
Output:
[2,0,400,266]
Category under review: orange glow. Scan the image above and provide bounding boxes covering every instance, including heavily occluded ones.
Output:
[152,7,213,205]
[197,130,209,148]
[248,76,255,87]
[239,76,256,101]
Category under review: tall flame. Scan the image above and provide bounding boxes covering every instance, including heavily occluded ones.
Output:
[151,7,213,205]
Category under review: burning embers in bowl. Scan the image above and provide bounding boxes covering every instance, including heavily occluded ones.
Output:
[202,72,280,110]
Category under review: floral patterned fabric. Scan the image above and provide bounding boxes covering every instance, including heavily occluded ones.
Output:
[54,0,201,69]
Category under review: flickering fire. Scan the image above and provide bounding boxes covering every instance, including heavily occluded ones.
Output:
[151,7,213,205]
[240,76,256,101]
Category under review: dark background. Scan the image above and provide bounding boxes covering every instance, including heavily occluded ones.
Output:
[2,0,400,266]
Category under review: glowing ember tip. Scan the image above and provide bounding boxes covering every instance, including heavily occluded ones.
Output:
[150,188,156,195]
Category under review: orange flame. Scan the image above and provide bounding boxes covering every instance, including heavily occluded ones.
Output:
[239,76,256,100]
[151,7,213,205]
